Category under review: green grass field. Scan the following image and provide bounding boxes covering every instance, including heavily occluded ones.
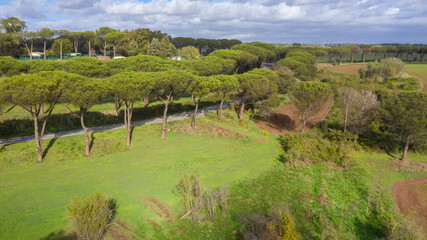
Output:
[325,63,427,92]
[0,117,280,239]
[1,113,426,239]
[406,64,427,92]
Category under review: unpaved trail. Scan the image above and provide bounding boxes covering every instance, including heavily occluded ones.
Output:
[255,97,333,135]
[392,177,427,229]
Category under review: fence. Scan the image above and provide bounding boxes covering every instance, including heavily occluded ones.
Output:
[16,55,97,61]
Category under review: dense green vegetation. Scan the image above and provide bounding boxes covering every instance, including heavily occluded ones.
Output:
[0,16,426,239]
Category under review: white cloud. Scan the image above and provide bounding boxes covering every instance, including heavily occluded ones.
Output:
[385,7,400,15]
[0,0,426,43]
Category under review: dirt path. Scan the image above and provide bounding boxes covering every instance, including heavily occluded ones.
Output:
[406,71,427,92]
[255,97,333,135]
[392,177,427,229]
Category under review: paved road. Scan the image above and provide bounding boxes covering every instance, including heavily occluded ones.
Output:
[0,102,232,145]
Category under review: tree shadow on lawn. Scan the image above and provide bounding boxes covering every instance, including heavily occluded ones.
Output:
[130,126,135,144]
[89,132,96,152]
[0,144,9,152]
[42,137,58,159]
[39,230,76,240]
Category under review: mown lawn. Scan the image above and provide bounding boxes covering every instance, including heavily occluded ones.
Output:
[0,118,280,239]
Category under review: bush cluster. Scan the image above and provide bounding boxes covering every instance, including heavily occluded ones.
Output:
[359,58,405,81]
[279,131,354,168]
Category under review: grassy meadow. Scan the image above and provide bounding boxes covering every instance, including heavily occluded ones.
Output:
[0,111,426,239]
[0,116,280,239]
[326,63,427,91]
[406,64,427,91]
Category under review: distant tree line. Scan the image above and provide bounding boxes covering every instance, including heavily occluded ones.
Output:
[0,17,241,59]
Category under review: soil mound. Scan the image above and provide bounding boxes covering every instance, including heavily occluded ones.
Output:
[392,177,427,230]
[255,97,333,135]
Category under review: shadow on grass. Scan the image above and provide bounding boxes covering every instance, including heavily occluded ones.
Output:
[385,149,398,159]
[39,230,76,240]
[0,100,222,139]
[42,137,58,159]
[0,144,9,152]
[89,132,96,152]
[129,126,135,144]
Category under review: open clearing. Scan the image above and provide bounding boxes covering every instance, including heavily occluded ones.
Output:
[392,177,427,230]
[255,97,333,135]
[406,64,427,92]
[325,63,367,75]
[0,116,426,239]
[0,119,279,239]
[326,63,427,92]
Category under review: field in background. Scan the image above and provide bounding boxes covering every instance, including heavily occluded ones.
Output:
[326,63,427,92]
[324,63,366,75]
[406,64,427,92]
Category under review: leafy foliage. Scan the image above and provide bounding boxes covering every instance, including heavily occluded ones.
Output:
[0,56,27,76]
[67,193,116,240]
[64,57,109,78]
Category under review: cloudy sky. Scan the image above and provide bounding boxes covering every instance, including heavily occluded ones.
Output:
[0,0,426,44]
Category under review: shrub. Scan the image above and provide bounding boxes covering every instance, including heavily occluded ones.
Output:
[175,173,228,222]
[259,129,270,136]
[279,131,353,168]
[359,58,404,81]
[0,56,27,76]
[27,60,64,73]
[67,193,116,240]
[64,57,109,78]
[240,210,297,240]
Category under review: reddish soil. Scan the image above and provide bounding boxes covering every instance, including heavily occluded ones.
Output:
[326,63,367,75]
[255,97,334,135]
[392,177,427,230]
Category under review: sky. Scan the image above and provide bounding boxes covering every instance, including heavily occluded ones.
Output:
[0,0,426,44]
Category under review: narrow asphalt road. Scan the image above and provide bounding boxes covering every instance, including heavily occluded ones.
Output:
[0,102,232,145]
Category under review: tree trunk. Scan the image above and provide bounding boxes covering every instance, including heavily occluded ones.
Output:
[239,97,245,121]
[88,40,91,57]
[74,39,78,55]
[80,109,90,156]
[191,99,199,126]
[161,98,169,140]
[339,56,343,65]
[60,40,63,60]
[344,104,349,133]
[30,40,33,60]
[362,54,366,63]
[351,54,354,63]
[143,95,149,110]
[33,115,43,163]
[104,41,107,57]
[219,94,225,120]
[301,110,308,135]
[401,136,410,163]
[114,97,120,116]
[44,40,47,60]
[113,46,116,58]
[123,102,133,147]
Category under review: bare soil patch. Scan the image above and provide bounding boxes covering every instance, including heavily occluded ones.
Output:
[392,177,427,230]
[326,63,367,75]
[255,97,333,135]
